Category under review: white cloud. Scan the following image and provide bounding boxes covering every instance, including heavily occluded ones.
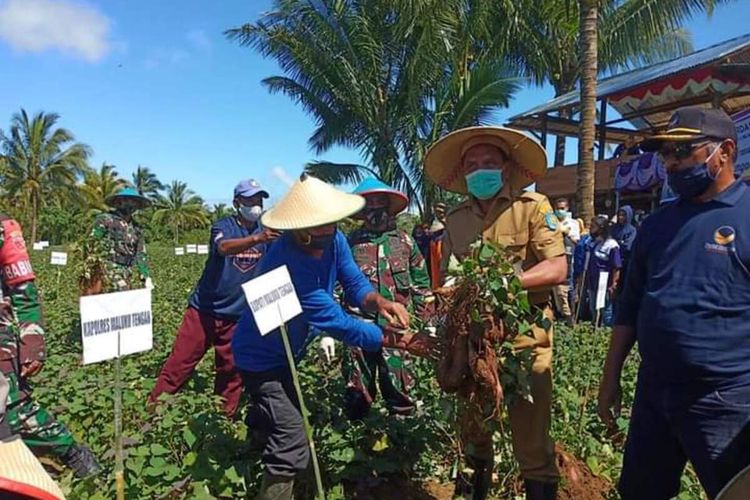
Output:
[271,166,295,187]
[186,29,210,52]
[0,0,111,62]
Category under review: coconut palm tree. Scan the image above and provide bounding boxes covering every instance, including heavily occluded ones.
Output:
[567,0,730,220]
[578,0,599,223]
[0,109,91,242]
[227,0,519,217]
[501,0,729,166]
[132,165,164,199]
[152,180,209,243]
[211,203,234,222]
[80,163,128,214]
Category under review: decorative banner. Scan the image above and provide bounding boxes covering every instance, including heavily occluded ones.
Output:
[32,242,44,251]
[242,265,302,336]
[50,251,68,266]
[174,247,185,256]
[197,244,209,255]
[596,272,610,311]
[186,244,198,254]
[80,288,153,364]
[732,108,750,178]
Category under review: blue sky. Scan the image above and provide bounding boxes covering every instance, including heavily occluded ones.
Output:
[0,0,748,205]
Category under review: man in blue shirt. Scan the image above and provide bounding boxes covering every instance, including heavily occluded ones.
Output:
[149,180,278,418]
[598,107,750,499]
[232,174,427,499]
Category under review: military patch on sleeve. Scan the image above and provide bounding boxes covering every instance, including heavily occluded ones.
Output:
[537,200,558,230]
[544,212,558,231]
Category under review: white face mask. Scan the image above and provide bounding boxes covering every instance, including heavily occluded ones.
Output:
[238,205,262,222]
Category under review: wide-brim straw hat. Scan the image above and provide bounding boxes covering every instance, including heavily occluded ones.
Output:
[0,436,66,500]
[261,173,365,230]
[105,186,151,209]
[351,177,409,217]
[424,126,548,194]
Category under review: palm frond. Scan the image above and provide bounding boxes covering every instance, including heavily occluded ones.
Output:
[304,161,379,185]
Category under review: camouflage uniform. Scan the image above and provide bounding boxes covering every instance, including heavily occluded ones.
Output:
[0,214,76,456]
[343,226,433,418]
[90,211,149,292]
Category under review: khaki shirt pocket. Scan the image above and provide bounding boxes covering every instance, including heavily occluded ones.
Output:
[486,228,529,263]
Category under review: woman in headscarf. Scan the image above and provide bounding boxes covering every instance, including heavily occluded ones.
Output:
[231,174,431,499]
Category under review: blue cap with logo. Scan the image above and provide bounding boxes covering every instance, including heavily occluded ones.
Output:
[641,106,738,152]
[234,179,269,199]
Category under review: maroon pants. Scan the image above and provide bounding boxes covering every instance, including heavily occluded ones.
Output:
[149,307,242,417]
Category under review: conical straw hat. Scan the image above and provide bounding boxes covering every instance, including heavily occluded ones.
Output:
[0,436,66,499]
[424,126,547,194]
[261,173,365,230]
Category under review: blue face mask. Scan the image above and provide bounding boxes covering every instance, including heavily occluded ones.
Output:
[465,169,503,200]
[668,145,721,200]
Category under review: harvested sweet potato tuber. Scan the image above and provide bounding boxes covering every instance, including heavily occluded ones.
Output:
[435,243,541,434]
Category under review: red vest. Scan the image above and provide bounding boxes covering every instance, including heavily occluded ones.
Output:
[0,218,35,286]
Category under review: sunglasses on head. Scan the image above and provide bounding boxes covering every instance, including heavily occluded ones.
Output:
[657,139,718,161]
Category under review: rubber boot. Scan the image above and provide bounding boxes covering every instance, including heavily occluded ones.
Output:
[524,479,558,500]
[61,444,101,478]
[453,469,472,499]
[257,472,294,500]
[470,459,492,500]
[455,456,491,500]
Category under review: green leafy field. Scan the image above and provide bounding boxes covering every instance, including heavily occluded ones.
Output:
[28,246,703,499]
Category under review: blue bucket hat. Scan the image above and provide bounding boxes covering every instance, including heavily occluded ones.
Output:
[352,178,409,216]
[106,186,151,209]
[234,179,269,200]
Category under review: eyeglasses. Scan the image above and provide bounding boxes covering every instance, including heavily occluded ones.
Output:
[657,140,715,162]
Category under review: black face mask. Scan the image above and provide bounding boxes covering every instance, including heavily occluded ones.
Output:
[364,207,388,228]
[116,206,137,218]
[305,232,336,250]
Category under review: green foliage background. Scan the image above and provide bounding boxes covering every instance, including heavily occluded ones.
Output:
[28,247,703,499]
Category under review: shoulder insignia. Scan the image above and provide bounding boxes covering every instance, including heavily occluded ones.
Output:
[537,197,558,230]
[544,211,558,231]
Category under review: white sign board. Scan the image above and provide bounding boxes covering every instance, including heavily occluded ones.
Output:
[32,242,44,251]
[80,288,153,364]
[733,108,750,178]
[39,241,49,249]
[242,265,302,336]
[174,247,185,256]
[595,272,610,311]
[197,244,209,255]
[50,251,68,266]
[186,244,197,254]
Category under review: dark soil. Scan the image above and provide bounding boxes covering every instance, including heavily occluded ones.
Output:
[343,445,611,499]
[345,478,454,499]
[555,445,612,500]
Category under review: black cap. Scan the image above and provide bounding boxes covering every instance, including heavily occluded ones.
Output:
[641,106,738,152]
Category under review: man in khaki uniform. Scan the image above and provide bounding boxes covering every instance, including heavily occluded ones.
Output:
[425,127,567,500]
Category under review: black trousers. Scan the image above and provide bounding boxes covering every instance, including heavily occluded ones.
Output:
[241,368,309,477]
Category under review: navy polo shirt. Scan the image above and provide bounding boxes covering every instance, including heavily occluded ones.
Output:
[616,180,750,389]
[188,216,267,319]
